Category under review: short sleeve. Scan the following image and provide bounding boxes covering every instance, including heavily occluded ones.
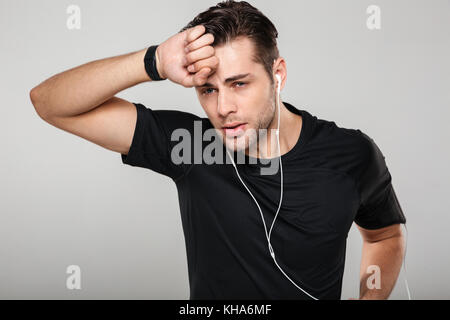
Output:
[120,102,189,181]
[354,131,406,229]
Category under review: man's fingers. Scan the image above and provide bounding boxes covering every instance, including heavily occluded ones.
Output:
[193,67,212,86]
[183,67,211,87]
[186,33,214,53]
[185,46,215,66]
[187,56,219,73]
[185,25,206,45]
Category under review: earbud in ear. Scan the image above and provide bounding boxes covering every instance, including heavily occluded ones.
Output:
[275,74,281,95]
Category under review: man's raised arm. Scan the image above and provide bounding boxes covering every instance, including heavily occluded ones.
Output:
[29,25,217,155]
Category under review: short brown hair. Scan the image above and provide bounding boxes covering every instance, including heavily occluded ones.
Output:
[180,0,280,84]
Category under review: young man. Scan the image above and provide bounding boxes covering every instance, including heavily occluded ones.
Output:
[30,0,406,300]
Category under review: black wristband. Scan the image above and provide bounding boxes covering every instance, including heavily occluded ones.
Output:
[144,45,165,81]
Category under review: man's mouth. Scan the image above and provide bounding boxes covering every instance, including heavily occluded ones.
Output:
[222,122,247,137]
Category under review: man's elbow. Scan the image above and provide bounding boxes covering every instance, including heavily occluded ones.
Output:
[29,86,48,120]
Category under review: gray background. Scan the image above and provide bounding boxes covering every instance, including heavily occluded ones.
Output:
[0,0,449,299]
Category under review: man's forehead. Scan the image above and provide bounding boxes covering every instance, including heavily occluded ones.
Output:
[215,38,255,62]
[195,37,259,88]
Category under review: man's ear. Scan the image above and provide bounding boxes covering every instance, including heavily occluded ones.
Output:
[272,57,287,90]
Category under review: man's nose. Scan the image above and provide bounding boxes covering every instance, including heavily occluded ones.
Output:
[217,92,237,117]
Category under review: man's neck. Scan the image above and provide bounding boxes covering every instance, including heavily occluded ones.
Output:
[246,102,302,159]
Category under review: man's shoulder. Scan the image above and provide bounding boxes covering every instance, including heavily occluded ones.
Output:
[308,114,380,169]
[310,114,364,147]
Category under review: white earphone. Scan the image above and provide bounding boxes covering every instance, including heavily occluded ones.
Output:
[225,73,319,299]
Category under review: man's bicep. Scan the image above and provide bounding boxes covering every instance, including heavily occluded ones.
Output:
[353,131,406,229]
[354,181,406,229]
[42,96,137,155]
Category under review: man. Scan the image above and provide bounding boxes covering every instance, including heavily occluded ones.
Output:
[30,0,406,300]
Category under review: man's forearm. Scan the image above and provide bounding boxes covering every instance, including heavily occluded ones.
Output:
[30,48,151,119]
[358,233,405,299]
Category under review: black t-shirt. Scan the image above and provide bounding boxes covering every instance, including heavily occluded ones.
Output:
[120,101,406,300]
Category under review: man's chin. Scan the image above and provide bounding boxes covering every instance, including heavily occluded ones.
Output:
[223,137,247,154]
[215,128,257,154]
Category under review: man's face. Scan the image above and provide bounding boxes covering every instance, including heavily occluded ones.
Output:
[195,36,276,154]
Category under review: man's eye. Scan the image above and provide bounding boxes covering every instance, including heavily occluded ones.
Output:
[203,88,216,95]
[202,82,246,95]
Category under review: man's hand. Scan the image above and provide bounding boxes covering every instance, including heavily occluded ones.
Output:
[156,24,219,87]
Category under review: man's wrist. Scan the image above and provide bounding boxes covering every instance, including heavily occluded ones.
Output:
[143,45,166,81]
[155,46,166,80]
